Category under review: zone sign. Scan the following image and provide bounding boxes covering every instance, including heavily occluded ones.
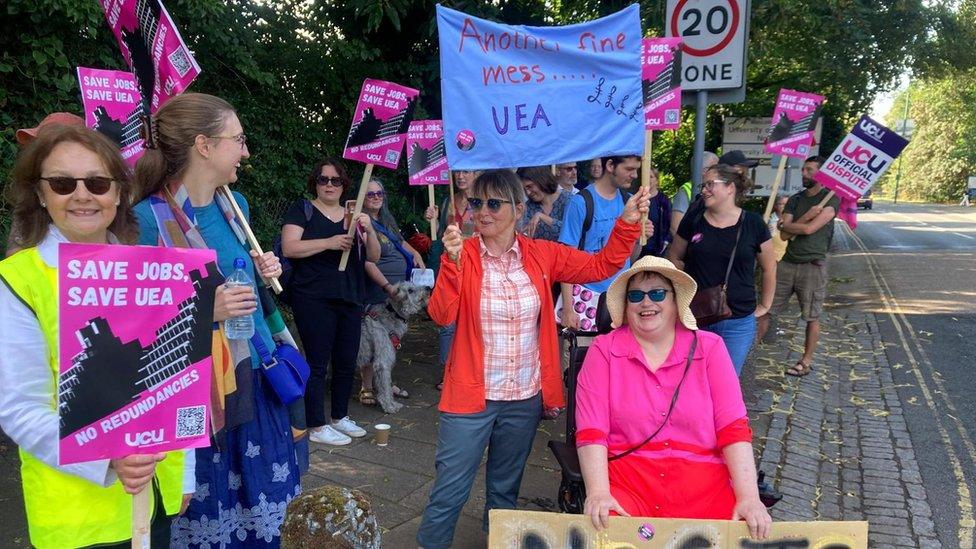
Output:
[666,0,748,91]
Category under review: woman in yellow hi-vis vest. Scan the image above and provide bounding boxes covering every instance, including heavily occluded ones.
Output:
[0,125,190,548]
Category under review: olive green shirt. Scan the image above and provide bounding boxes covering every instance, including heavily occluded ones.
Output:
[783,187,840,263]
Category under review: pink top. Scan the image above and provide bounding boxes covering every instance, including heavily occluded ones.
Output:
[479,238,541,401]
[575,324,752,519]
[576,324,749,454]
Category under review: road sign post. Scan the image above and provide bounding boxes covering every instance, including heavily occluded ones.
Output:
[667,0,751,195]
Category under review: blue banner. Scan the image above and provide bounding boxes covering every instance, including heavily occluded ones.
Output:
[437,4,644,170]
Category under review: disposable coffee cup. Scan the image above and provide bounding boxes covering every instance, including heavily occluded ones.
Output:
[374,424,391,446]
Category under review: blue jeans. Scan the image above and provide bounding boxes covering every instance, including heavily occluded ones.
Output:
[417,393,542,549]
[707,313,756,376]
[437,323,455,367]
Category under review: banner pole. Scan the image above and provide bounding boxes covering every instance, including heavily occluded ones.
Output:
[448,173,461,268]
[639,130,653,247]
[338,164,374,271]
[131,488,150,549]
[763,157,788,222]
[427,184,438,239]
[217,186,283,293]
[783,190,836,241]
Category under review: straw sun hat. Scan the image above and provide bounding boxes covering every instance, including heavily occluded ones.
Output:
[605,256,698,330]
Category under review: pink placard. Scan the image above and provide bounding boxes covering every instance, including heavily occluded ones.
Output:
[58,243,218,465]
[343,79,419,169]
[77,67,146,167]
[764,89,825,158]
[100,0,201,112]
[407,120,450,186]
[642,37,682,130]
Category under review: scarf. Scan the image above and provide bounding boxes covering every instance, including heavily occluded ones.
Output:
[147,181,297,433]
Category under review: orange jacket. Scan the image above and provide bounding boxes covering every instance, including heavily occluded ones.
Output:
[429,218,640,414]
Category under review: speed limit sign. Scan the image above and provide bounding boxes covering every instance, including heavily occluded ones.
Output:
[666,0,749,91]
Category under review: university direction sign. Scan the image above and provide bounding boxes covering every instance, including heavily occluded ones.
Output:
[666,0,749,92]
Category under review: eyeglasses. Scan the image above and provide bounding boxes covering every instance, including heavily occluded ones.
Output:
[558,166,577,172]
[626,288,671,303]
[211,133,247,149]
[38,176,115,196]
[316,176,344,187]
[703,179,731,190]
[467,197,512,212]
[365,191,385,199]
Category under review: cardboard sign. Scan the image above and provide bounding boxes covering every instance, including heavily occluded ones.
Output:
[77,67,146,166]
[642,37,682,130]
[99,0,201,112]
[488,510,868,548]
[437,5,644,169]
[407,120,451,186]
[815,114,910,200]
[342,79,419,169]
[58,243,218,464]
[764,89,824,158]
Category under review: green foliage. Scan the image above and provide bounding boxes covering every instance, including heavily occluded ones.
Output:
[0,0,947,254]
[878,71,976,202]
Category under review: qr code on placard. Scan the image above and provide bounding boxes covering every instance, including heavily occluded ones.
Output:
[385,150,400,164]
[176,405,206,438]
[168,47,193,78]
[665,109,680,125]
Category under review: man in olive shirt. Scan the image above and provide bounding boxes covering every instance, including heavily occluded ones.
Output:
[757,155,839,376]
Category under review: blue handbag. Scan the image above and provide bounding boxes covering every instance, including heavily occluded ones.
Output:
[251,334,310,405]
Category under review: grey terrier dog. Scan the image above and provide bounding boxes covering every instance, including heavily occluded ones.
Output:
[357,282,429,414]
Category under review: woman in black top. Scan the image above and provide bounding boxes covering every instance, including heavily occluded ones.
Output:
[281,158,380,446]
[668,164,775,375]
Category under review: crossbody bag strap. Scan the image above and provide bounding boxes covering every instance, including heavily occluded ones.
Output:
[722,210,745,289]
[608,333,698,462]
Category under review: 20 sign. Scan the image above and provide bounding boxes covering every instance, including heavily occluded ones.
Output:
[666,0,749,91]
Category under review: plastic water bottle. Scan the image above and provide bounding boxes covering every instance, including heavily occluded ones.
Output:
[224,258,255,340]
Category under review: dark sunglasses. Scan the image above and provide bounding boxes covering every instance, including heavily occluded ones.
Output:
[316,176,344,187]
[39,176,115,196]
[467,197,512,212]
[626,288,671,303]
[365,191,385,199]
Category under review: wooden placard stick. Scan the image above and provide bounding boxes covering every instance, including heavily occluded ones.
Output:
[217,185,283,293]
[448,172,461,268]
[763,156,788,223]
[338,164,374,271]
[427,184,438,239]
[782,190,836,241]
[639,130,653,247]
[131,489,150,548]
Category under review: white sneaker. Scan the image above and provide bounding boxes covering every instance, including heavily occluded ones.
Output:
[331,416,367,438]
[309,425,351,446]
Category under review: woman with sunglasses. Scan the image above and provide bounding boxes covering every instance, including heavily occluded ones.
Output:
[576,256,771,539]
[359,177,424,406]
[667,164,775,375]
[280,159,380,446]
[0,125,190,548]
[418,170,649,549]
[133,93,301,547]
[515,165,571,241]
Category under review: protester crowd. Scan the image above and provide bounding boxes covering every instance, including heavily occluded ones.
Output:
[0,105,846,548]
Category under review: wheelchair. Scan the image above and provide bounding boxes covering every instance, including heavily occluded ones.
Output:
[546,296,782,514]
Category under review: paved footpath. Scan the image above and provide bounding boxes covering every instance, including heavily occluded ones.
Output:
[0,236,948,548]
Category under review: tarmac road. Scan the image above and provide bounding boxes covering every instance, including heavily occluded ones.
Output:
[833,201,976,547]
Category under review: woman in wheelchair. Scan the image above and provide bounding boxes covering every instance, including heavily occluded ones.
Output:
[575,256,772,539]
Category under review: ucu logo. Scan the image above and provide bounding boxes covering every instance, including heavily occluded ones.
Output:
[125,429,164,447]
[858,119,886,140]
[841,140,888,173]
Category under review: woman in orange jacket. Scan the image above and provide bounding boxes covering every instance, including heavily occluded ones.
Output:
[417,169,649,549]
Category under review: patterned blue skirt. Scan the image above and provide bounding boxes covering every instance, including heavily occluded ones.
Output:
[172,372,304,548]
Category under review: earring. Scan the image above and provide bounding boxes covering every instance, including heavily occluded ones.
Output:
[40,201,46,208]
[115,199,120,206]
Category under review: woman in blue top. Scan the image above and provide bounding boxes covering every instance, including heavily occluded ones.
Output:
[515,166,571,241]
[132,93,301,548]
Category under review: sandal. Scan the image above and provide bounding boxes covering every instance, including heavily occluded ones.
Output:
[392,386,410,399]
[786,359,813,377]
[359,389,377,406]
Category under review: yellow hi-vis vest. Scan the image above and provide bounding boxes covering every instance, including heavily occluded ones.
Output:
[0,247,185,549]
